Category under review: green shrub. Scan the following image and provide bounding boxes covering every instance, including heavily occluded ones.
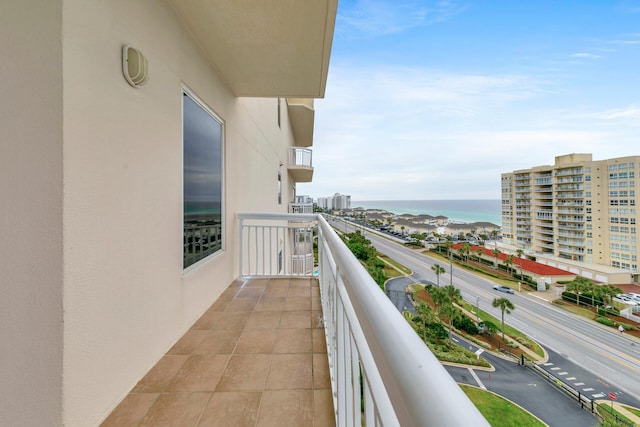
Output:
[453,315,479,335]
[596,317,614,327]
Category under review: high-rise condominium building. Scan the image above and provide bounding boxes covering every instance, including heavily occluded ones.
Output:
[502,153,639,283]
[332,192,352,210]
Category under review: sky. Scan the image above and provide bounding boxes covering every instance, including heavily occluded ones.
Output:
[298,0,640,201]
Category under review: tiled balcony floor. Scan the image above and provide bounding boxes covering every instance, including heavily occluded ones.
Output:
[101,277,335,427]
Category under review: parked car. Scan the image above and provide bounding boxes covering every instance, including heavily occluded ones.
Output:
[493,285,514,294]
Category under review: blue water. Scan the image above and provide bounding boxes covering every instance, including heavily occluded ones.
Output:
[352,200,501,226]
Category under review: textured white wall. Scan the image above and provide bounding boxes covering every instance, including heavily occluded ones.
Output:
[60,1,296,425]
[0,1,65,426]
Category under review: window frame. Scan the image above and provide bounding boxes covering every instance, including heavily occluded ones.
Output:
[182,87,225,271]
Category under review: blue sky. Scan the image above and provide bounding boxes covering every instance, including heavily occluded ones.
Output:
[299,0,640,201]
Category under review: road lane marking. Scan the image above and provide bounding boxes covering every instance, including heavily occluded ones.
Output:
[567,377,576,380]
[468,368,486,390]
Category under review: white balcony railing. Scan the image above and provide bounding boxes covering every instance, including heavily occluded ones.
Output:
[289,202,315,214]
[289,147,313,167]
[238,212,489,427]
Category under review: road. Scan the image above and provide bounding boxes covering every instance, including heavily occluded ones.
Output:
[331,218,640,405]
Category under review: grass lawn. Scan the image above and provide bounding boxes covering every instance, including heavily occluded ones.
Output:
[461,385,545,427]
[379,254,412,276]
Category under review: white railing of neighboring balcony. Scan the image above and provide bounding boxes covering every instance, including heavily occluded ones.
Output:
[289,147,313,167]
[238,212,490,427]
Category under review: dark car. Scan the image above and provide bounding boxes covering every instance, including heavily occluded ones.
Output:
[493,285,514,294]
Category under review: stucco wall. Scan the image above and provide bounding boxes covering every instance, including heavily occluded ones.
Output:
[60,1,295,425]
[0,1,65,426]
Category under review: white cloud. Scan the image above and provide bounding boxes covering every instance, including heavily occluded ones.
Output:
[337,0,467,36]
[570,52,600,59]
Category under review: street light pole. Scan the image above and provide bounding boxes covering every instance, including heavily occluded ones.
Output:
[476,296,480,323]
[449,250,453,286]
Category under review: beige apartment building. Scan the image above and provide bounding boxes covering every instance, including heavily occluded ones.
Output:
[1,1,337,425]
[502,153,639,284]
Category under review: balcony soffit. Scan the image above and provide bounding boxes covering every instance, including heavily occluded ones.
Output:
[167,0,338,98]
[287,99,315,147]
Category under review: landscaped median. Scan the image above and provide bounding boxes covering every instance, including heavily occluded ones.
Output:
[405,283,546,365]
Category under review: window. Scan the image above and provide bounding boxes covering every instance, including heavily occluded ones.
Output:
[278,172,282,205]
[183,91,224,269]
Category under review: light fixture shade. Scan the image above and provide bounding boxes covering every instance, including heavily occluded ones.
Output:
[122,45,149,87]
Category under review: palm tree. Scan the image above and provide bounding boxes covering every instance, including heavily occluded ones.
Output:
[431,264,445,287]
[492,297,515,340]
[516,249,524,279]
[460,242,472,264]
[414,302,435,343]
[443,284,462,305]
[492,248,501,269]
[440,303,462,339]
[566,277,590,306]
[505,254,515,275]
[429,286,449,316]
[476,247,484,262]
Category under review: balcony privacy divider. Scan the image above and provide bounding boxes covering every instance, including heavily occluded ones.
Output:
[238,213,490,427]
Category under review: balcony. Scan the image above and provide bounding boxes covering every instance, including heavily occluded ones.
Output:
[287,99,315,147]
[289,202,315,214]
[288,148,314,182]
[103,213,488,426]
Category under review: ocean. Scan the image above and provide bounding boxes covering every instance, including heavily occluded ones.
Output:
[352,200,502,226]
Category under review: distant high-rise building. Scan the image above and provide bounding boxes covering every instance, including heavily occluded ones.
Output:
[502,153,639,283]
[316,197,333,210]
[332,192,351,210]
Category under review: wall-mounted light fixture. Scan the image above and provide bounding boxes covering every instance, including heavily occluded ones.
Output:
[122,45,149,87]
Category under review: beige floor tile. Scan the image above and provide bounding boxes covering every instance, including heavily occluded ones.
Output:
[223,297,259,312]
[311,286,321,298]
[289,279,312,287]
[132,355,189,393]
[313,389,336,427]
[245,310,283,330]
[244,278,269,287]
[254,297,286,311]
[167,330,209,355]
[313,354,331,390]
[266,354,312,390]
[287,286,311,297]
[312,297,322,311]
[312,311,324,328]
[262,286,289,298]
[139,392,211,427]
[193,329,242,354]
[256,390,313,427]
[166,354,230,392]
[215,354,271,391]
[208,311,250,330]
[273,328,312,354]
[100,393,159,427]
[235,328,278,354]
[266,278,290,287]
[236,287,265,299]
[280,310,312,329]
[284,297,311,311]
[312,329,327,354]
[198,391,262,427]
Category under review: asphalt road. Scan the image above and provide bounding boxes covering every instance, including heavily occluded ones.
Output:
[331,218,640,405]
[445,335,599,427]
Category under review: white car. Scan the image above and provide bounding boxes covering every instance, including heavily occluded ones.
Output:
[493,285,514,294]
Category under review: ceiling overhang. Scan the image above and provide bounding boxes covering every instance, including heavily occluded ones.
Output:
[168,0,338,98]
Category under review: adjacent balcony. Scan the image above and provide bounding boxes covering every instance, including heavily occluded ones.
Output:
[288,148,314,182]
[287,99,315,147]
[103,213,488,426]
